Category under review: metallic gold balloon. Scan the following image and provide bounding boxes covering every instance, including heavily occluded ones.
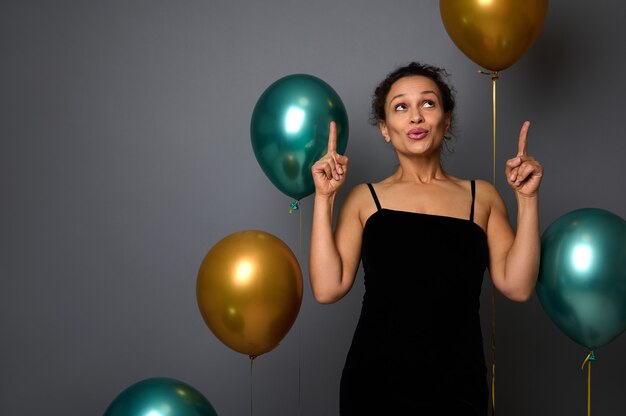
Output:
[537,208,626,350]
[104,377,218,416]
[440,0,549,71]
[196,230,303,358]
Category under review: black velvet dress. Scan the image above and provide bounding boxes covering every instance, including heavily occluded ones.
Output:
[339,181,489,415]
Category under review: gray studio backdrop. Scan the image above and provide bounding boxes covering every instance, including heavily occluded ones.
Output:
[1,1,625,415]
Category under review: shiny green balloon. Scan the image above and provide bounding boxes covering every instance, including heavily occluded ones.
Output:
[251,74,349,200]
[104,377,218,416]
[537,208,626,350]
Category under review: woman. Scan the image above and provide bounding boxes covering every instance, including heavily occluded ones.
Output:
[309,62,543,415]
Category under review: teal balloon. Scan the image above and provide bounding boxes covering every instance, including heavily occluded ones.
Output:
[537,208,626,350]
[104,377,218,416]
[250,74,349,200]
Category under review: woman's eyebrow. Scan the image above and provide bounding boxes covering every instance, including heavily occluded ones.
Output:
[390,90,439,102]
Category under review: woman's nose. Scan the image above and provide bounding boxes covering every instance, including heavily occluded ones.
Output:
[410,109,423,123]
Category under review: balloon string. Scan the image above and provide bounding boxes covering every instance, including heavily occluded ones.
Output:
[298,206,302,415]
[481,69,499,415]
[491,73,498,185]
[491,288,496,415]
[480,68,499,416]
[249,355,255,416]
[299,203,303,260]
[289,200,304,415]
[479,70,499,184]
[581,351,597,416]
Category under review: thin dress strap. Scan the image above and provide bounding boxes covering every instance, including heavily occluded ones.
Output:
[366,183,382,211]
[469,180,476,223]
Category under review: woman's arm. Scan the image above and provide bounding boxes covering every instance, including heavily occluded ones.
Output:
[487,121,544,302]
[309,186,365,303]
[308,122,363,304]
[486,190,540,301]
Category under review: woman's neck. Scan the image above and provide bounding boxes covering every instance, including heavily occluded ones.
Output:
[392,157,447,184]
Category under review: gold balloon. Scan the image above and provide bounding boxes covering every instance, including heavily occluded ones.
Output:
[440,0,548,71]
[196,230,303,359]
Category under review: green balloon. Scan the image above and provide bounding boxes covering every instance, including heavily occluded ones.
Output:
[250,74,349,200]
[104,377,218,416]
[537,208,626,350]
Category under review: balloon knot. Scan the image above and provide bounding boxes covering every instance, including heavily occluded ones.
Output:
[478,69,499,81]
[581,351,597,370]
[289,201,300,214]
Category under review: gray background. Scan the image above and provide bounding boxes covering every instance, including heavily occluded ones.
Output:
[2,0,625,415]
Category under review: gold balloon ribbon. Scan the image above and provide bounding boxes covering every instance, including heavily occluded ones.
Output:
[581,351,597,416]
[298,205,303,415]
[250,356,255,416]
[289,200,303,415]
[479,69,499,415]
[490,290,497,415]
[489,250,498,416]
[478,70,500,185]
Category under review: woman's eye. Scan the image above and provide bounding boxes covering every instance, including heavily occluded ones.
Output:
[394,103,407,111]
[422,100,435,108]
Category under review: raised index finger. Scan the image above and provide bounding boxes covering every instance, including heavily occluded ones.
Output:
[327,121,337,154]
[517,121,530,156]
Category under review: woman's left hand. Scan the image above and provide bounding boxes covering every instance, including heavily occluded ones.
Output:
[505,121,543,197]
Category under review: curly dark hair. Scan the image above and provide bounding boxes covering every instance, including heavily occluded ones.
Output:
[370,62,456,141]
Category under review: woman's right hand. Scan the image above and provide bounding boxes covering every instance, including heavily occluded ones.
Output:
[311,121,349,197]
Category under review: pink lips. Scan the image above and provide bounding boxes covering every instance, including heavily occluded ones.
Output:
[408,128,429,140]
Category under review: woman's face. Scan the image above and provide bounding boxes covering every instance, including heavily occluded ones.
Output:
[379,75,451,158]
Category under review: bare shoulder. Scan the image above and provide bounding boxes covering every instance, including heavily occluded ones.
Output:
[470,179,508,231]
[339,183,378,227]
[474,179,504,205]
